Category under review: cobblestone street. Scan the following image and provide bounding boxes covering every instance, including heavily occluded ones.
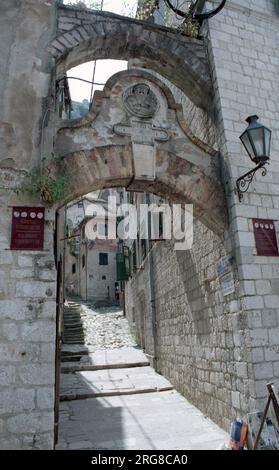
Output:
[57,299,228,450]
[80,302,137,351]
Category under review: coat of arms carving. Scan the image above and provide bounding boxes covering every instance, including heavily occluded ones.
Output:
[123,83,159,119]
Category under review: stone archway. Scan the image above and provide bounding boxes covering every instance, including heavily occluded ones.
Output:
[48,4,212,110]
[52,69,227,235]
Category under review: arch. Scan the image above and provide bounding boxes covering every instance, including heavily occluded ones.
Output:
[51,68,227,235]
[48,5,212,110]
[52,144,226,235]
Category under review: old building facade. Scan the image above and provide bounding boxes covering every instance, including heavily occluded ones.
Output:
[0,0,279,449]
[60,193,119,304]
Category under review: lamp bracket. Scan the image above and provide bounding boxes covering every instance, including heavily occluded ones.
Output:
[163,1,227,24]
[236,162,268,202]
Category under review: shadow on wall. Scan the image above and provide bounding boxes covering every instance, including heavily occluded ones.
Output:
[136,290,147,351]
[175,249,211,340]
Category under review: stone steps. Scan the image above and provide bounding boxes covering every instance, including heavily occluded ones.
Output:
[63,301,85,345]
[61,359,150,373]
[60,366,174,402]
[60,385,174,401]
[63,340,85,345]
[64,325,83,329]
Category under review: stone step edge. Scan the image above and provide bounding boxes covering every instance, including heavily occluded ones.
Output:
[63,342,85,345]
[60,385,174,401]
[61,360,150,372]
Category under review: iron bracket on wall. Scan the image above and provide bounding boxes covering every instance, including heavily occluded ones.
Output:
[236,162,268,202]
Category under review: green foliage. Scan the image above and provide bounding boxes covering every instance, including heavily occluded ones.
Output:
[64,1,103,9]
[136,0,157,20]
[15,167,69,206]
[137,0,199,38]
[178,18,199,38]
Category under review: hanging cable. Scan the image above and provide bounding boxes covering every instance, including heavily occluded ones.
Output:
[57,76,105,86]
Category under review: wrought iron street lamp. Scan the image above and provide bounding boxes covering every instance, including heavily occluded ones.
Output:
[236,115,272,201]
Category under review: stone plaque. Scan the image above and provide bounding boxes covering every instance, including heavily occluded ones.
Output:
[132,143,155,180]
[114,122,169,145]
[123,83,159,119]
[252,218,279,256]
[220,272,235,296]
[217,255,235,296]
[216,255,234,277]
[10,207,45,250]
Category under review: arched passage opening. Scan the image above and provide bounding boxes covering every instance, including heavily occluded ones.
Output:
[46,6,233,446]
[49,56,231,446]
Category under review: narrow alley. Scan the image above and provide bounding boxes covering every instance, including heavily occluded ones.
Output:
[56,300,228,450]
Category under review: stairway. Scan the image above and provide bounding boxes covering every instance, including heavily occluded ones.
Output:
[63,300,85,345]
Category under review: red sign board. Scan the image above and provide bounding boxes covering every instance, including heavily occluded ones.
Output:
[10,207,45,251]
[252,219,279,256]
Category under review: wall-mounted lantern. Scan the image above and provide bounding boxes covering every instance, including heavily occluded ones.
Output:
[236,115,272,201]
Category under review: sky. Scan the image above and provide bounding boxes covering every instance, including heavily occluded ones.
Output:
[63,0,138,16]
[64,1,138,102]
[67,60,128,102]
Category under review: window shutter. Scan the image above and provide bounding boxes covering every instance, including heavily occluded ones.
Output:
[116,252,130,281]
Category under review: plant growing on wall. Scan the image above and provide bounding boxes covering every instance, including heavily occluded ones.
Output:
[63,1,103,9]
[15,165,69,206]
[136,0,158,20]
[136,0,199,38]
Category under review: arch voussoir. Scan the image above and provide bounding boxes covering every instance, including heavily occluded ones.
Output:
[50,5,213,110]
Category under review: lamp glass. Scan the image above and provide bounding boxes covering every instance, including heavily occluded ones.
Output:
[264,127,272,157]
[240,116,271,164]
[248,126,265,160]
[240,131,254,160]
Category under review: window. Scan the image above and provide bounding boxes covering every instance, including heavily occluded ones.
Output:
[72,263,76,274]
[82,254,85,268]
[132,241,137,273]
[141,239,147,261]
[102,275,106,280]
[99,223,108,237]
[99,253,108,265]
[159,212,164,238]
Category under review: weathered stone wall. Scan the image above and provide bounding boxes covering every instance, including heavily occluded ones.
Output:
[49,3,212,110]
[126,0,279,431]
[125,218,245,430]
[1,0,279,449]
[125,260,155,359]
[206,0,279,409]
[0,1,57,449]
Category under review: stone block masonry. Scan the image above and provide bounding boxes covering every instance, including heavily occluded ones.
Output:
[0,206,57,449]
[206,0,279,411]
[126,218,252,430]
[126,0,279,431]
[0,1,57,450]
[1,0,279,449]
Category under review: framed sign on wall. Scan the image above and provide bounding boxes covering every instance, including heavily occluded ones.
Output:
[252,219,279,257]
[10,207,45,251]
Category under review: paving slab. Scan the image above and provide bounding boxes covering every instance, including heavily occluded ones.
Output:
[57,390,229,450]
[61,347,150,373]
[60,366,173,400]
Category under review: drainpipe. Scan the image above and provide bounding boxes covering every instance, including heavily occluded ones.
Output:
[146,193,158,372]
